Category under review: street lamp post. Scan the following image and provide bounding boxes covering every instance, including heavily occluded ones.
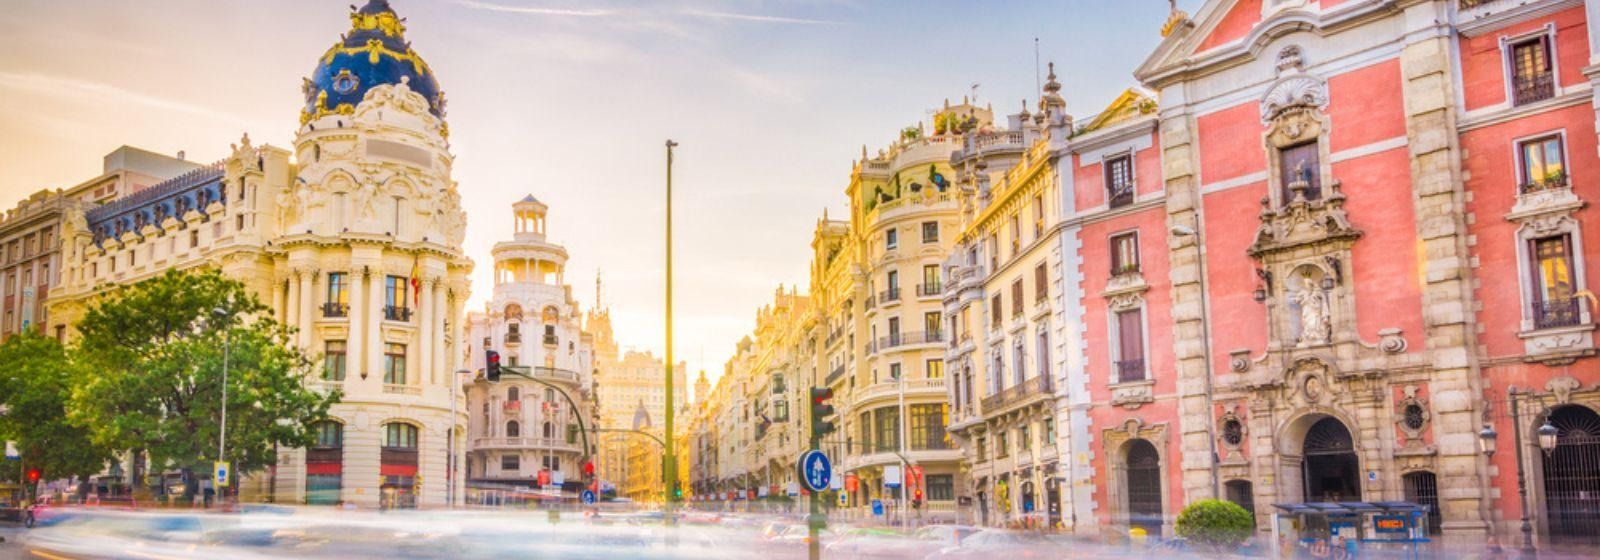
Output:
[664,139,679,516]
[1506,387,1564,558]
[215,307,231,503]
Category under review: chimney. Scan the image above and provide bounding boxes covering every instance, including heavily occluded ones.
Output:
[176,150,186,161]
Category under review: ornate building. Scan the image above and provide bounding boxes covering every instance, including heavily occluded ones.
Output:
[48,0,473,508]
[463,196,596,497]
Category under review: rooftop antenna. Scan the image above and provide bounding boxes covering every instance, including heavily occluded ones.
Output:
[970,82,981,106]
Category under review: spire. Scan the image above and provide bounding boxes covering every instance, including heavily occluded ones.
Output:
[1044,62,1061,95]
[596,269,605,310]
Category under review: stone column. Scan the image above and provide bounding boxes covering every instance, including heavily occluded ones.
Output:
[285,270,301,348]
[299,270,316,350]
[434,280,449,379]
[1399,2,1487,536]
[1156,94,1217,503]
[418,276,434,386]
[273,275,287,326]
[348,268,366,377]
[368,266,385,384]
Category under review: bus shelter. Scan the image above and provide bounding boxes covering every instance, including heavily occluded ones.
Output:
[1271,501,1430,560]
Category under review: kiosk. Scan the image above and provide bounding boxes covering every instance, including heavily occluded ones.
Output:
[1271,502,1430,560]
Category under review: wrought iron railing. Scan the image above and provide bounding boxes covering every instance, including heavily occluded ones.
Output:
[1533,296,1584,330]
[505,332,521,344]
[1513,72,1555,106]
[383,305,412,322]
[881,287,901,303]
[321,302,349,318]
[917,282,943,297]
[1116,358,1147,382]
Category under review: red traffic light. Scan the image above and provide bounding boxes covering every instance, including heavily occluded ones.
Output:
[810,387,834,404]
[583,461,595,477]
[26,468,40,483]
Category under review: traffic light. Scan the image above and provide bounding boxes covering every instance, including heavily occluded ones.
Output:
[486,350,502,382]
[809,387,836,442]
[26,468,40,484]
[913,488,924,509]
[583,460,595,478]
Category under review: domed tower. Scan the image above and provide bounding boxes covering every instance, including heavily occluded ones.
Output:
[269,0,472,510]
[464,196,596,494]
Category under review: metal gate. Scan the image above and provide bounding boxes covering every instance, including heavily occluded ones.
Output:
[1542,406,1600,546]
[1303,417,1361,501]
[1402,471,1441,535]
[1126,439,1163,536]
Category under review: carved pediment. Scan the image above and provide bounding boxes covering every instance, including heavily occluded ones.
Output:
[1248,182,1362,258]
[1261,74,1328,124]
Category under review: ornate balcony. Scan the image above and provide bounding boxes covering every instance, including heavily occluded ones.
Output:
[880,287,901,304]
[1115,358,1146,382]
[1513,72,1555,106]
[917,282,943,297]
[383,305,412,322]
[321,302,349,318]
[505,332,521,345]
[979,375,1054,414]
[1533,297,1585,330]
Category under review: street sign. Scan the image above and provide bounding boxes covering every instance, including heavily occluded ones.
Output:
[871,499,884,516]
[4,441,18,460]
[838,491,848,507]
[830,471,843,490]
[884,465,902,488]
[797,450,832,493]
[214,461,231,488]
[552,470,566,486]
[580,490,597,505]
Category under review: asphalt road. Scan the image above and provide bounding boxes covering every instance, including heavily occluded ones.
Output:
[0,525,20,560]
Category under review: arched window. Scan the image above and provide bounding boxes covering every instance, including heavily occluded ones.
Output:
[383,423,418,449]
[542,306,560,324]
[508,387,520,401]
[504,304,522,321]
[506,421,520,438]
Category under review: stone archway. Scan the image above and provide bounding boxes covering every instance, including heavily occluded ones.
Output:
[1125,439,1164,536]
[1301,416,1360,502]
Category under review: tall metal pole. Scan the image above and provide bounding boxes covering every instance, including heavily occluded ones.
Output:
[217,310,230,502]
[1510,388,1537,558]
[664,139,679,513]
[898,374,909,532]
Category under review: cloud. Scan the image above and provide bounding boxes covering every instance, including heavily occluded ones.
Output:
[681,9,844,26]
[451,0,615,17]
[0,71,259,129]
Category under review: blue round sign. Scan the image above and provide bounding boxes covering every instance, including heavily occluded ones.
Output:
[798,450,832,493]
[581,489,597,505]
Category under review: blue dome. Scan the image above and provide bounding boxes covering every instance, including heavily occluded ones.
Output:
[302,0,443,124]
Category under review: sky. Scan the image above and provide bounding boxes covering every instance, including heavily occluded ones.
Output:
[0,0,1197,385]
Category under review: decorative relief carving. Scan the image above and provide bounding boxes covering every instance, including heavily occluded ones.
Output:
[1260,77,1328,124]
[1395,385,1430,445]
[1378,328,1407,354]
[1248,181,1362,258]
[1547,376,1582,405]
[1110,380,1155,410]
[1230,349,1252,373]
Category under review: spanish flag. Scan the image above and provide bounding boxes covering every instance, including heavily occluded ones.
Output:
[409,254,421,307]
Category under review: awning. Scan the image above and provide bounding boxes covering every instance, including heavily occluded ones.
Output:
[1272,501,1427,515]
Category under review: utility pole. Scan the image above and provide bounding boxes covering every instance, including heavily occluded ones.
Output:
[215,306,231,504]
[663,139,679,517]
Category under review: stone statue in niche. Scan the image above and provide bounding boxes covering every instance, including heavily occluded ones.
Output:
[1293,275,1331,346]
[352,178,382,229]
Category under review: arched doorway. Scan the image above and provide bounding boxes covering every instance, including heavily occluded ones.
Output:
[1125,439,1163,536]
[1302,417,1360,501]
[1541,405,1600,546]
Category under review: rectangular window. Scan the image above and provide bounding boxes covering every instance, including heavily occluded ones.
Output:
[1043,416,1056,445]
[385,275,408,309]
[1011,279,1024,317]
[1019,424,1031,451]
[886,228,898,250]
[997,431,1009,457]
[927,474,955,501]
[1279,142,1322,202]
[924,311,941,338]
[1106,154,1134,208]
[1518,135,1566,192]
[1510,35,1555,106]
[991,295,1002,328]
[1037,330,1051,382]
[889,362,902,382]
[323,341,347,381]
[1033,194,1045,237]
[922,264,940,296]
[1034,263,1048,303]
[874,407,900,452]
[502,455,520,471]
[909,404,949,450]
[190,230,199,248]
[926,358,944,379]
[1115,308,1146,382]
[1530,235,1579,329]
[384,343,407,384]
[1010,215,1021,256]
[922,221,939,243]
[1111,232,1140,275]
[1013,340,1026,386]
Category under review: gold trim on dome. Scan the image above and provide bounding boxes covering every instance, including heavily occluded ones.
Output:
[318,38,433,77]
[350,10,406,38]
[300,90,357,125]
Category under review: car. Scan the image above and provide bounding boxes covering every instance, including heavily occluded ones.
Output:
[923,529,1064,559]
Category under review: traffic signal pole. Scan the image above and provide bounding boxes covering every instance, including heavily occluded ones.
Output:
[663,139,680,522]
[807,387,836,560]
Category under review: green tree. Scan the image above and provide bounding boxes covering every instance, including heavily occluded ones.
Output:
[1174,499,1257,552]
[70,268,338,484]
[0,332,113,490]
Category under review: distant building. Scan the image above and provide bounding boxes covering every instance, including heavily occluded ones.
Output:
[463,196,596,499]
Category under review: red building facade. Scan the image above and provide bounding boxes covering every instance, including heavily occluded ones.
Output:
[1119,0,1600,545]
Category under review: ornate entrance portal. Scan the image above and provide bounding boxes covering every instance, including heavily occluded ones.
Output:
[1303,417,1360,502]
[1542,406,1600,546]
[1126,439,1163,536]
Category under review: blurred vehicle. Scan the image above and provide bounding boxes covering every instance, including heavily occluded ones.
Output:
[923,529,1063,559]
[828,525,980,558]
